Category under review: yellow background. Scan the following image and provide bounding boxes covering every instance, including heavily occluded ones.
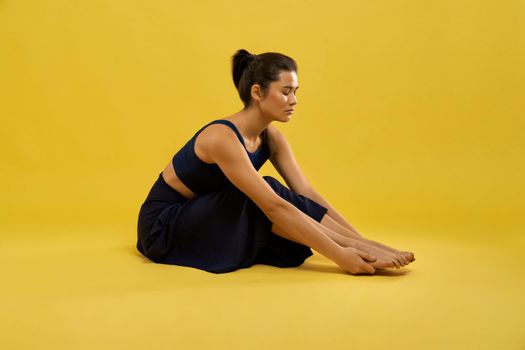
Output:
[1,0,524,349]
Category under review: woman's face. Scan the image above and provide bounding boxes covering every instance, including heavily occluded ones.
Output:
[256,70,299,121]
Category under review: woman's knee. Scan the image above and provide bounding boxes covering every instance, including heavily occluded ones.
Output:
[263,175,299,203]
[263,175,285,192]
[262,175,278,183]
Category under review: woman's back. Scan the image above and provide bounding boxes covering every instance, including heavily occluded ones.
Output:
[161,119,271,199]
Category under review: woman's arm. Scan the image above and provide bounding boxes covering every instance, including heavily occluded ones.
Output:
[266,124,363,237]
[203,124,375,274]
[300,187,363,237]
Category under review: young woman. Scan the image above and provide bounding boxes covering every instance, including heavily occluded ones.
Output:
[136,49,415,274]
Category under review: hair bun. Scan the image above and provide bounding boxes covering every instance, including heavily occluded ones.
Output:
[244,52,255,65]
[231,49,255,89]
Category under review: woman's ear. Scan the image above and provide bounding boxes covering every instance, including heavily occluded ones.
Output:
[250,84,263,103]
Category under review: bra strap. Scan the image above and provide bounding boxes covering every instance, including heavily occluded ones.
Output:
[194,119,246,148]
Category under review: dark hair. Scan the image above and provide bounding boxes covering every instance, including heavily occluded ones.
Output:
[230,49,298,157]
[231,49,298,109]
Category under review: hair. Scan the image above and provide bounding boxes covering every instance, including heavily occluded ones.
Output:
[231,49,298,108]
[230,49,298,158]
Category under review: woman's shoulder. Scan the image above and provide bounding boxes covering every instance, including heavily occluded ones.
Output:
[265,122,277,134]
[194,120,240,149]
[197,120,237,139]
[265,123,283,143]
[193,121,240,164]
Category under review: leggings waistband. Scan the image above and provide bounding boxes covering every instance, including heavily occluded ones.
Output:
[144,172,189,204]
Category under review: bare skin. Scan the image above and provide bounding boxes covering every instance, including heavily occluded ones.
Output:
[314,212,415,265]
[162,128,415,273]
[161,69,415,274]
[272,214,411,270]
[290,181,415,265]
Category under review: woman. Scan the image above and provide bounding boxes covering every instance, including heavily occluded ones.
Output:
[137,49,415,274]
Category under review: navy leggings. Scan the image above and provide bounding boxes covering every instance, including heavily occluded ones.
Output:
[137,173,328,273]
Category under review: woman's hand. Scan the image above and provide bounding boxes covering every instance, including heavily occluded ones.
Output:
[334,246,377,275]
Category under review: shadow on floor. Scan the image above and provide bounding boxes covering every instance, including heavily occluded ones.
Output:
[124,244,411,277]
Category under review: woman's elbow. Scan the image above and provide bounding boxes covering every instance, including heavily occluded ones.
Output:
[265,198,290,223]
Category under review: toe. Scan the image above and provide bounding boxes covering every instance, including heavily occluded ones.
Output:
[399,254,408,265]
[394,254,405,267]
[392,259,400,268]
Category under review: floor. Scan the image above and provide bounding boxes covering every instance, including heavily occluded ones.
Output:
[1,223,523,350]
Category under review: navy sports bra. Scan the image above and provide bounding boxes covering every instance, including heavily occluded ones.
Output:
[171,119,271,195]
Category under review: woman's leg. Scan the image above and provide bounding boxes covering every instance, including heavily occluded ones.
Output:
[318,214,415,263]
[271,214,404,269]
[255,176,330,267]
[263,176,405,269]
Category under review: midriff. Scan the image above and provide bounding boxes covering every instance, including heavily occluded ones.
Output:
[161,160,197,200]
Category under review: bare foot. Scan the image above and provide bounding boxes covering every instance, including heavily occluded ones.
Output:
[355,236,415,264]
[334,247,377,275]
[349,239,408,269]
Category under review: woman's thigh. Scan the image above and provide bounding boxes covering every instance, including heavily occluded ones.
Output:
[177,176,327,231]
